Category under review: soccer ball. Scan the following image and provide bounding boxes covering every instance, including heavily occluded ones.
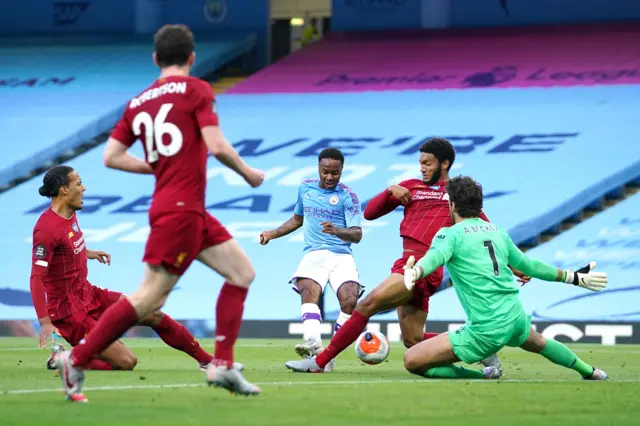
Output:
[355,331,390,365]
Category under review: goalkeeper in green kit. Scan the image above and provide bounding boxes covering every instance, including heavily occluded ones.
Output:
[402,176,609,381]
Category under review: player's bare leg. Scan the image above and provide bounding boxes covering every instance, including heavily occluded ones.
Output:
[318,280,360,372]
[403,333,500,379]
[96,341,137,370]
[397,304,430,348]
[286,274,411,372]
[196,240,260,396]
[53,264,180,402]
[396,298,501,369]
[294,278,325,358]
[520,328,608,380]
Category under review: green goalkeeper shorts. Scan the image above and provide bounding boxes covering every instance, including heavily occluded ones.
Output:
[448,313,532,364]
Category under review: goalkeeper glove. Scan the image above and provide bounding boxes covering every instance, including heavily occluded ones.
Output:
[403,255,423,291]
[563,261,607,292]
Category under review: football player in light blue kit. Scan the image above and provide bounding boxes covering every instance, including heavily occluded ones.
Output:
[260,148,363,371]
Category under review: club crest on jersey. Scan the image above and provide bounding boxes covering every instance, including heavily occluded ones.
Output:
[68,231,74,238]
[317,194,326,201]
[443,193,450,201]
[329,195,339,205]
[72,223,79,232]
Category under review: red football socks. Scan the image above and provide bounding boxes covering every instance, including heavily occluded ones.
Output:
[71,298,139,368]
[213,283,248,368]
[316,310,369,368]
[153,314,213,365]
[85,358,114,370]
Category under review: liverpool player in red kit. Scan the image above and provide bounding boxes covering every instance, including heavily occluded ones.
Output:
[32,165,220,372]
[285,138,529,374]
[50,25,265,401]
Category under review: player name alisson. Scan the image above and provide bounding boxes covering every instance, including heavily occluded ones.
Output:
[129,81,188,109]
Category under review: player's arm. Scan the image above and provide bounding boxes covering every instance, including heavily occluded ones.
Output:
[363,184,405,220]
[260,184,305,245]
[260,214,304,245]
[404,229,455,289]
[195,86,263,187]
[326,190,363,244]
[30,228,59,348]
[504,231,607,291]
[323,223,362,243]
[103,114,153,174]
[103,138,154,174]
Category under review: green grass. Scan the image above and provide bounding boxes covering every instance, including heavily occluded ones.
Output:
[0,337,638,425]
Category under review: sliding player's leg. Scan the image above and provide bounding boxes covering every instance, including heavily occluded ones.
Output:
[138,310,214,369]
[53,264,180,401]
[519,327,608,380]
[285,273,412,372]
[404,326,501,380]
[196,219,259,395]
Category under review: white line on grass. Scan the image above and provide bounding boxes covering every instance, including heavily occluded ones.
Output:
[0,343,293,352]
[3,378,640,396]
[3,345,640,353]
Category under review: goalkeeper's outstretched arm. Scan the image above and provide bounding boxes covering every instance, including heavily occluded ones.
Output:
[505,233,607,291]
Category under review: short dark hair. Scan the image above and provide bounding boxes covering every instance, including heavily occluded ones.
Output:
[446,176,483,218]
[154,24,195,68]
[419,137,455,170]
[318,148,344,165]
[39,165,74,198]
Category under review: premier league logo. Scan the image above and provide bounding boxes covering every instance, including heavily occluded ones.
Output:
[72,223,79,232]
[204,0,228,24]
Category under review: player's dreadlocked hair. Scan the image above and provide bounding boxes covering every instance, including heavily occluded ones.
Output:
[318,147,345,165]
[419,138,455,170]
[154,24,195,68]
[39,165,74,198]
[446,176,483,218]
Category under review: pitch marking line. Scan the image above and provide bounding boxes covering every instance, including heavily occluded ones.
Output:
[3,378,639,396]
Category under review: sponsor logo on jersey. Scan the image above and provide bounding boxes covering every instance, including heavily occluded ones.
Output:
[35,244,46,258]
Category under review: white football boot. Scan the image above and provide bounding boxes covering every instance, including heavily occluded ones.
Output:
[206,363,260,396]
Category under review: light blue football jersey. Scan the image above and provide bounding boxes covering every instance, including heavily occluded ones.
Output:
[294,179,362,254]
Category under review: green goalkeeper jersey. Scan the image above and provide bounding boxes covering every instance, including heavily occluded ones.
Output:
[417,217,560,331]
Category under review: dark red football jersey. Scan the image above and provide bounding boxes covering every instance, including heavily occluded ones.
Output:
[110,75,219,215]
[364,179,489,250]
[30,209,99,320]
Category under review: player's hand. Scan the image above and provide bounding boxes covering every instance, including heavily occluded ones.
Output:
[403,255,422,291]
[388,185,412,205]
[244,168,265,188]
[320,222,337,235]
[38,321,59,349]
[88,249,111,265]
[564,261,607,292]
[259,230,275,245]
[509,266,531,286]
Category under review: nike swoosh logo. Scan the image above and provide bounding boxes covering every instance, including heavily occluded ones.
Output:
[580,277,586,286]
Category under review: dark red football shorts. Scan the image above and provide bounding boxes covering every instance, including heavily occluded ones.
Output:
[391,251,443,314]
[53,287,123,346]
[143,211,233,276]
